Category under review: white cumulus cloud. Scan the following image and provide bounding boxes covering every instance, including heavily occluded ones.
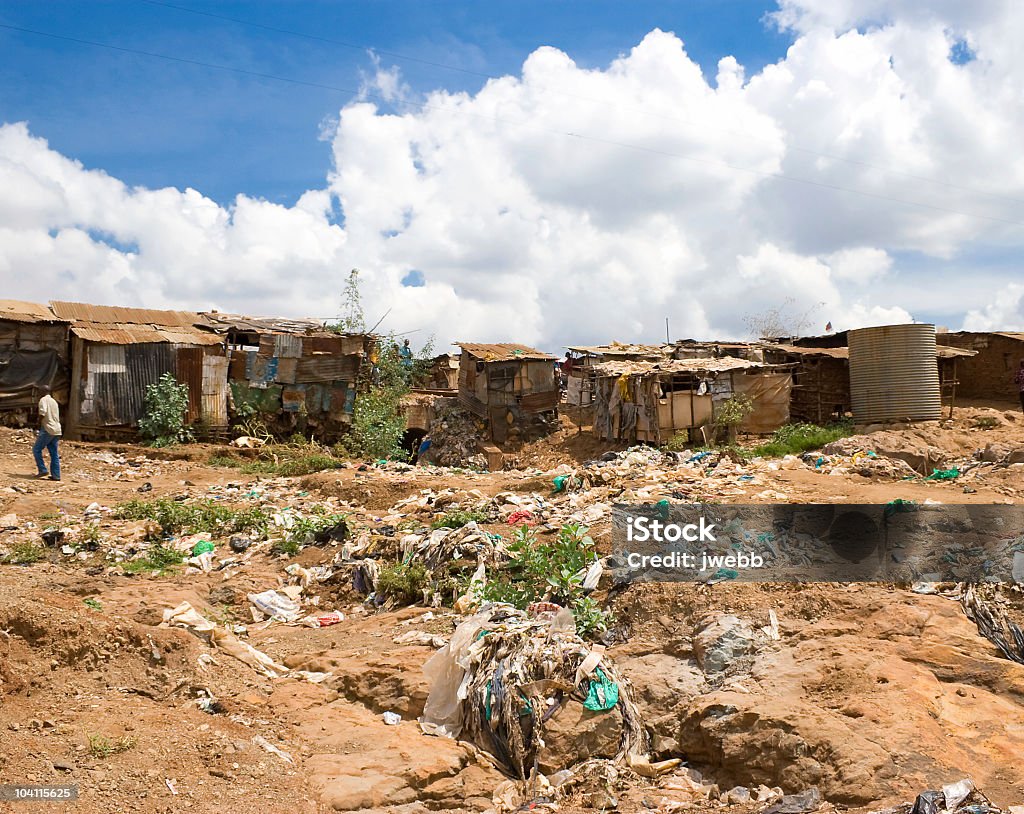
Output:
[1,4,1023,351]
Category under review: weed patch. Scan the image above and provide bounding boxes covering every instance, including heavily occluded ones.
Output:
[431,509,489,530]
[1,541,45,565]
[749,422,853,459]
[120,545,184,574]
[480,523,612,639]
[377,561,429,604]
[114,498,269,537]
[88,734,136,758]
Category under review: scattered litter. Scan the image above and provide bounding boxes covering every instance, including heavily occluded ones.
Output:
[302,610,345,628]
[248,590,302,623]
[251,735,293,764]
[382,711,402,725]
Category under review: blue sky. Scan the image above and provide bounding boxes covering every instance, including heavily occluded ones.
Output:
[2,0,1022,343]
[0,0,790,205]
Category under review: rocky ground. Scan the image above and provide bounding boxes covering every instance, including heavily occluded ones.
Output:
[1,404,1023,814]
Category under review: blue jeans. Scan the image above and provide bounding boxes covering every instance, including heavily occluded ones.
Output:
[33,430,61,479]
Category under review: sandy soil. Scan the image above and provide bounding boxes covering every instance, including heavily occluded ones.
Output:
[0,405,1022,814]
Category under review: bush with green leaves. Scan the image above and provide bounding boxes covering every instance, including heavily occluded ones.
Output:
[120,544,184,574]
[114,498,269,537]
[480,523,612,638]
[749,421,853,458]
[713,394,754,444]
[138,372,192,447]
[377,561,429,604]
[430,508,489,530]
[327,270,436,460]
[346,338,412,460]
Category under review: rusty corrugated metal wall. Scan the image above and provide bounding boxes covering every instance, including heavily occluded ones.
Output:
[76,342,229,431]
[175,346,204,423]
[82,342,174,427]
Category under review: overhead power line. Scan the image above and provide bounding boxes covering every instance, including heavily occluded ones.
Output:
[138,0,1024,208]
[1,21,1022,228]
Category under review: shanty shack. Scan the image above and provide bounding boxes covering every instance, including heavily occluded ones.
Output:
[761,345,852,424]
[419,353,460,391]
[564,344,669,406]
[592,357,792,444]
[455,343,558,441]
[49,301,228,440]
[200,313,373,438]
[764,341,976,422]
[936,332,1024,402]
[0,300,70,425]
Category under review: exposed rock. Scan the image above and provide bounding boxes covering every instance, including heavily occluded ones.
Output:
[693,615,757,675]
[536,702,623,775]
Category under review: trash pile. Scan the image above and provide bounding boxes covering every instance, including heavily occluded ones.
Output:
[420,604,646,780]
[962,584,1024,665]
[871,779,1014,814]
[401,521,508,573]
[429,404,489,468]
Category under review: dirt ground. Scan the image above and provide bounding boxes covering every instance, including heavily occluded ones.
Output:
[1,404,1023,814]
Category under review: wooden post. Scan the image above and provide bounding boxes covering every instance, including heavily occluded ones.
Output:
[949,359,957,419]
[668,373,675,444]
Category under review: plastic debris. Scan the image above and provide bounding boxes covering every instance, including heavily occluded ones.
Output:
[382,711,402,725]
[420,605,646,779]
[251,735,293,764]
[248,590,302,623]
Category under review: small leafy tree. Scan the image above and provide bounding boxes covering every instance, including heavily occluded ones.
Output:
[138,372,192,447]
[348,337,410,459]
[714,394,754,444]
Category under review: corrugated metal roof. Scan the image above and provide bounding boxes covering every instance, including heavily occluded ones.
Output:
[0,300,66,324]
[71,325,224,346]
[201,311,342,336]
[50,301,202,327]
[455,342,556,361]
[594,356,771,376]
[768,343,975,359]
[766,344,849,359]
[566,343,670,357]
[936,345,977,358]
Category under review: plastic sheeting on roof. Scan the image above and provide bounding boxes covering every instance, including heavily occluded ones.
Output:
[593,356,771,377]
[455,342,556,362]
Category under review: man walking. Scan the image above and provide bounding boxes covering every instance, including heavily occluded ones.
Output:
[1016,359,1024,413]
[33,385,61,481]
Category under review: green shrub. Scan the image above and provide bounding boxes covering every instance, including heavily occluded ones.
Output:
[88,734,135,758]
[480,523,612,639]
[209,447,346,477]
[376,561,429,604]
[271,538,301,557]
[430,509,489,530]
[121,544,184,574]
[138,372,193,447]
[1,541,45,565]
[287,512,350,545]
[750,421,853,458]
[973,415,1000,430]
[114,498,269,537]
